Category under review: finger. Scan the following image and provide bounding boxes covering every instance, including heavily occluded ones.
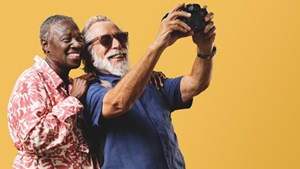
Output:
[76,78,86,86]
[72,79,85,92]
[158,71,167,79]
[204,21,214,34]
[158,75,164,91]
[205,33,216,41]
[87,77,100,85]
[205,12,214,22]
[204,26,216,39]
[168,10,191,21]
[154,74,161,90]
[157,71,166,91]
[80,73,94,80]
[172,19,191,32]
[69,78,74,84]
[169,20,191,33]
[150,74,155,84]
[150,72,160,90]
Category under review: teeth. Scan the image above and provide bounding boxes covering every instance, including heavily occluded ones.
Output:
[114,56,124,59]
[109,54,124,59]
[69,53,80,57]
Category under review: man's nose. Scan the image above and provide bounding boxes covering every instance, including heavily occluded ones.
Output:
[111,37,122,49]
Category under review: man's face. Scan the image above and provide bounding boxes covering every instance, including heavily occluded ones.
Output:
[88,21,130,76]
[46,20,84,70]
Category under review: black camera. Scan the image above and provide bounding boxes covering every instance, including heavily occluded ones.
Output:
[162,4,208,32]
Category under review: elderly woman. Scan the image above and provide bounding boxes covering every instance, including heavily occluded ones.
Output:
[8,15,99,168]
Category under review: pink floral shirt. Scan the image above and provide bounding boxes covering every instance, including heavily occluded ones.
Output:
[8,56,98,169]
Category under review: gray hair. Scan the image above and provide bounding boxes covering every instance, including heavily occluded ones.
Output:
[40,15,76,53]
[81,15,112,73]
[82,15,112,51]
[81,15,126,74]
[40,15,75,41]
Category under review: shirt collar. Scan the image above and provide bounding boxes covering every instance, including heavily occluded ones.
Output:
[97,73,121,85]
[33,55,66,89]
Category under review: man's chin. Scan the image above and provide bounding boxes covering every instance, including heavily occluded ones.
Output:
[110,69,129,77]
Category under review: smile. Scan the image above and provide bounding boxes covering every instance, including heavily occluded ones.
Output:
[108,53,126,60]
[68,53,81,60]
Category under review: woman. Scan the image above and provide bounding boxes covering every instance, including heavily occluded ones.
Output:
[8,15,99,168]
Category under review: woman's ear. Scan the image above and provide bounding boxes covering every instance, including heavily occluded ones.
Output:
[40,39,49,54]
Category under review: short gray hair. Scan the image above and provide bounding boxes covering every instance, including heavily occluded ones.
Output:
[40,15,77,53]
[40,15,75,41]
[82,15,112,48]
[81,15,125,74]
[81,15,111,74]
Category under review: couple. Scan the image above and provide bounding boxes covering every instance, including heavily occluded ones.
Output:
[8,3,216,169]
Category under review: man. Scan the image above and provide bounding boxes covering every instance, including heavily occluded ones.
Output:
[8,15,99,168]
[82,3,216,169]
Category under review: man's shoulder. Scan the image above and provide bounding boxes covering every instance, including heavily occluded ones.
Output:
[87,81,109,97]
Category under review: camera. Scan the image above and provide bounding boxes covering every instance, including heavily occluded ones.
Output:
[162,4,208,32]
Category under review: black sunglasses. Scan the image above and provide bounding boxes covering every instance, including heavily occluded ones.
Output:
[86,32,128,47]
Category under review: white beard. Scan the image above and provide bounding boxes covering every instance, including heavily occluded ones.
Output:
[91,48,130,77]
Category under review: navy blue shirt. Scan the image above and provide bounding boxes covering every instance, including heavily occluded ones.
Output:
[83,74,193,169]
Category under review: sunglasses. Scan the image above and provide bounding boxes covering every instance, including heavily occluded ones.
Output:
[86,32,128,47]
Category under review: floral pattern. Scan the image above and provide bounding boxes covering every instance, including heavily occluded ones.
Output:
[8,56,98,169]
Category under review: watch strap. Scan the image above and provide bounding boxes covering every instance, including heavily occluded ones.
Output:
[197,46,217,59]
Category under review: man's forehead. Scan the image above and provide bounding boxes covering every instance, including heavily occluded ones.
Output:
[89,21,120,35]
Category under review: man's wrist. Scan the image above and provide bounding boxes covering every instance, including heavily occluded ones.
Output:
[197,46,217,59]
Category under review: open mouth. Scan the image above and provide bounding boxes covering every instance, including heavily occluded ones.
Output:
[68,53,81,60]
[108,53,126,60]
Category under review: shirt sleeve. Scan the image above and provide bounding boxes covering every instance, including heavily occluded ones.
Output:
[84,82,108,127]
[163,76,193,111]
[8,73,83,155]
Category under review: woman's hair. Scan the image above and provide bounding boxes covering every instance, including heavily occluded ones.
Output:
[39,15,76,53]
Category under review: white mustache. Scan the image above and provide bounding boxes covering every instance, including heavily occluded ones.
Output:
[105,49,128,59]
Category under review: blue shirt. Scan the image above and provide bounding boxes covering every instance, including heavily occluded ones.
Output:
[83,73,193,169]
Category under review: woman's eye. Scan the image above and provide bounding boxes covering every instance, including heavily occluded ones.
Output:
[62,37,71,42]
[77,37,84,42]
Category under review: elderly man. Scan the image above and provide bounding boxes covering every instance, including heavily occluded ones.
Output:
[81,3,216,169]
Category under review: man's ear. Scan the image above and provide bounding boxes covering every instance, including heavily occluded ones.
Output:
[91,56,94,62]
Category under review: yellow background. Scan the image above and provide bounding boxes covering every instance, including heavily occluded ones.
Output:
[1,0,299,168]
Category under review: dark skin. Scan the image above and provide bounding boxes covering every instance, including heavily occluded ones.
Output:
[41,20,98,100]
[150,71,166,91]
[41,20,162,101]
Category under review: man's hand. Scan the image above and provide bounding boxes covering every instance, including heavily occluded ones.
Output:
[192,6,216,54]
[153,3,193,49]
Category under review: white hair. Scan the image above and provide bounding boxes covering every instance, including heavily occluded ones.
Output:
[91,48,130,77]
[82,15,130,76]
[82,15,123,53]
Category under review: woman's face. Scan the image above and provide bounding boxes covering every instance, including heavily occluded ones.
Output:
[46,20,84,70]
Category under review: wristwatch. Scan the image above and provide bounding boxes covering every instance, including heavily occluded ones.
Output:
[197,46,217,59]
